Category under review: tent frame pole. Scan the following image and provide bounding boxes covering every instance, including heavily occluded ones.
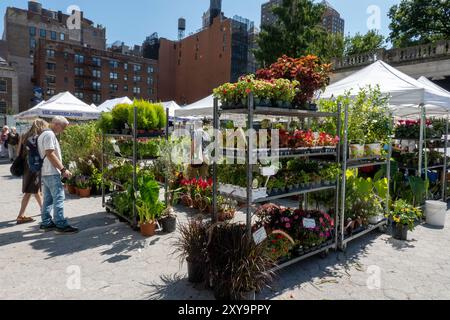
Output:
[442,113,449,201]
[418,104,425,178]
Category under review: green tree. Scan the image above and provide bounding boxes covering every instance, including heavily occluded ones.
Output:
[344,30,386,56]
[255,0,341,65]
[388,0,450,48]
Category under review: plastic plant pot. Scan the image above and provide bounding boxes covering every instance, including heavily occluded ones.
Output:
[349,144,364,159]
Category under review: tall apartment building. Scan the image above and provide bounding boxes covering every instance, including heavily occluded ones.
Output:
[34,39,157,105]
[148,1,256,105]
[261,0,345,34]
[0,57,19,121]
[3,1,106,111]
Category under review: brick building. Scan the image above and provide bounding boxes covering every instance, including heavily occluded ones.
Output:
[3,1,106,111]
[149,1,256,105]
[0,57,19,121]
[33,39,157,105]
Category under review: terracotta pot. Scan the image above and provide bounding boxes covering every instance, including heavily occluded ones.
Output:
[140,221,157,237]
[67,185,77,195]
[77,188,91,198]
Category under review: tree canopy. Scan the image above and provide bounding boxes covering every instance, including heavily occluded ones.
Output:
[344,30,386,56]
[388,0,450,47]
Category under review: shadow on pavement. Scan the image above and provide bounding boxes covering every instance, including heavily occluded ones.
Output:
[144,273,213,300]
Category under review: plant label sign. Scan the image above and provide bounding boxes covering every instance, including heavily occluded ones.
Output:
[233,119,246,128]
[253,227,268,245]
[303,218,316,229]
[112,143,121,154]
[261,166,276,177]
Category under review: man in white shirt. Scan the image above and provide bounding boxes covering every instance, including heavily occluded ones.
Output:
[38,116,78,234]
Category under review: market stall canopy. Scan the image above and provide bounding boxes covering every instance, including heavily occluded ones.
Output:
[97,97,133,112]
[321,60,450,117]
[90,103,97,108]
[417,77,450,96]
[161,100,181,118]
[174,95,216,118]
[15,92,100,120]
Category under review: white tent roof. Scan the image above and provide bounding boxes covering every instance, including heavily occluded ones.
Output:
[97,97,133,112]
[321,60,450,117]
[417,77,450,96]
[90,103,97,108]
[175,95,216,118]
[161,100,181,117]
[15,92,100,120]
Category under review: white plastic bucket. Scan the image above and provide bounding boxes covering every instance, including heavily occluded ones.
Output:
[425,201,447,227]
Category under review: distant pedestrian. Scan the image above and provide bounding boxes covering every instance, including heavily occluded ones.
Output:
[7,127,19,162]
[0,125,9,158]
[38,116,78,234]
[16,120,48,225]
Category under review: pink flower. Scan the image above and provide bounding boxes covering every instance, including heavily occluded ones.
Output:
[285,223,291,229]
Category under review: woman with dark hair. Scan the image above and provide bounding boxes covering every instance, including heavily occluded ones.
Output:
[16,119,49,225]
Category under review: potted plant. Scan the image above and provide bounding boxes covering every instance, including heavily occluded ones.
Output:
[136,175,165,237]
[174,219,209,283]
[386,200,423,241]
[349,141,365,159]
[65,176,77,195]
[217,195,238,222]
[75,175,91,198]
[159,207,177,233]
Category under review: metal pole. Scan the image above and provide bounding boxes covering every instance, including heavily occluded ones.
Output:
[165,108,169,205]
[334,102,342,248]
[132,106,138,229]
[418,104,425,177]
[442,113,449,201]
[339,103,349,250]
[246,93,254,239]
[386,112,393,213]
[212,98,219,223]
[101,133,105,207]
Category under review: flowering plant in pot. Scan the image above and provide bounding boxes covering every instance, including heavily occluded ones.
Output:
[174,218,209,283]
[272,78,298,108]
[264,232,295,262]
[75,175,91,198]
[386,200,422,241]
[217,195,238,222]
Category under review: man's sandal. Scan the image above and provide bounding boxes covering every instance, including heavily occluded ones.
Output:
[16,217,35,225]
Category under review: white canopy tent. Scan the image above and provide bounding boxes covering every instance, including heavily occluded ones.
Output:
[417,77,450,96]
[161,100,181,118]
[15,92,100,120]
[97,97,133,112]
[175,95,215,118]
[321,60,450,117]
[90,103,97,108]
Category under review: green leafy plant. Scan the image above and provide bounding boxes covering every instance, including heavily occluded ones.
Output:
[111,103,132,130]
[387,199,423,231]
[96,112,113,133]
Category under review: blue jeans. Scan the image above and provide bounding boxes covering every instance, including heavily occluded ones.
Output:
[41,175,68,228]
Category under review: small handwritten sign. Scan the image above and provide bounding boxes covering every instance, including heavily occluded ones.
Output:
[253,227,268,245]
[303,218,316,229]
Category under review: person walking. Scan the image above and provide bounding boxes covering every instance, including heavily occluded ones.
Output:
[16,120,48,225]
[0,125,9,158]
[38,116,78,234]
[7,127,19,162]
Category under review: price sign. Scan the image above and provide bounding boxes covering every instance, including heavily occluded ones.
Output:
[253,227,268,245]
[303,218,316,229]
[261,166,276,176]
[233,119,246,128]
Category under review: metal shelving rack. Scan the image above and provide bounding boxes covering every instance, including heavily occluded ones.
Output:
[212,94,342,270]
[101,107,169,230]
[338,107,392,251]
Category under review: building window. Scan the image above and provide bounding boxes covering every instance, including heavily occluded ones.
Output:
[46,89,55,97]
[92,94,101,103]
[75,54,85,64]
[29,27,36,37]
[0,80,7,93]
[124,63,128,71]
[75,79,84,88]
[46,49,55,58]
[133,75,141,82]
[75,67,84,76]
[110,72,118,80]
[109,60,119,68]
[124,74,128,81]
[124,85,128,92]
[30,38,37,49]
[51,31,57,41]
[64,77,68,84]
[64,52,69,60]
[46,76,56,85]
[109,84,119,92]
[40,29,47,38]
[148,88,154,95]
[47,63,56,71]
[93,57,101,67]
[147,77,153,85]
[133,64,142,72]
[133,87,141,94]
[0,101,7,114]
[74,92,84,99]
[93,69,101,78]
[147,66,154,74]
[92,81,101,91]
[60,33,65,41]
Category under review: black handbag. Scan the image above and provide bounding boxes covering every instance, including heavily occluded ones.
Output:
[10,145,25,177]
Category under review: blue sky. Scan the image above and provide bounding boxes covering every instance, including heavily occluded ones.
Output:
[1,0,400,46]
